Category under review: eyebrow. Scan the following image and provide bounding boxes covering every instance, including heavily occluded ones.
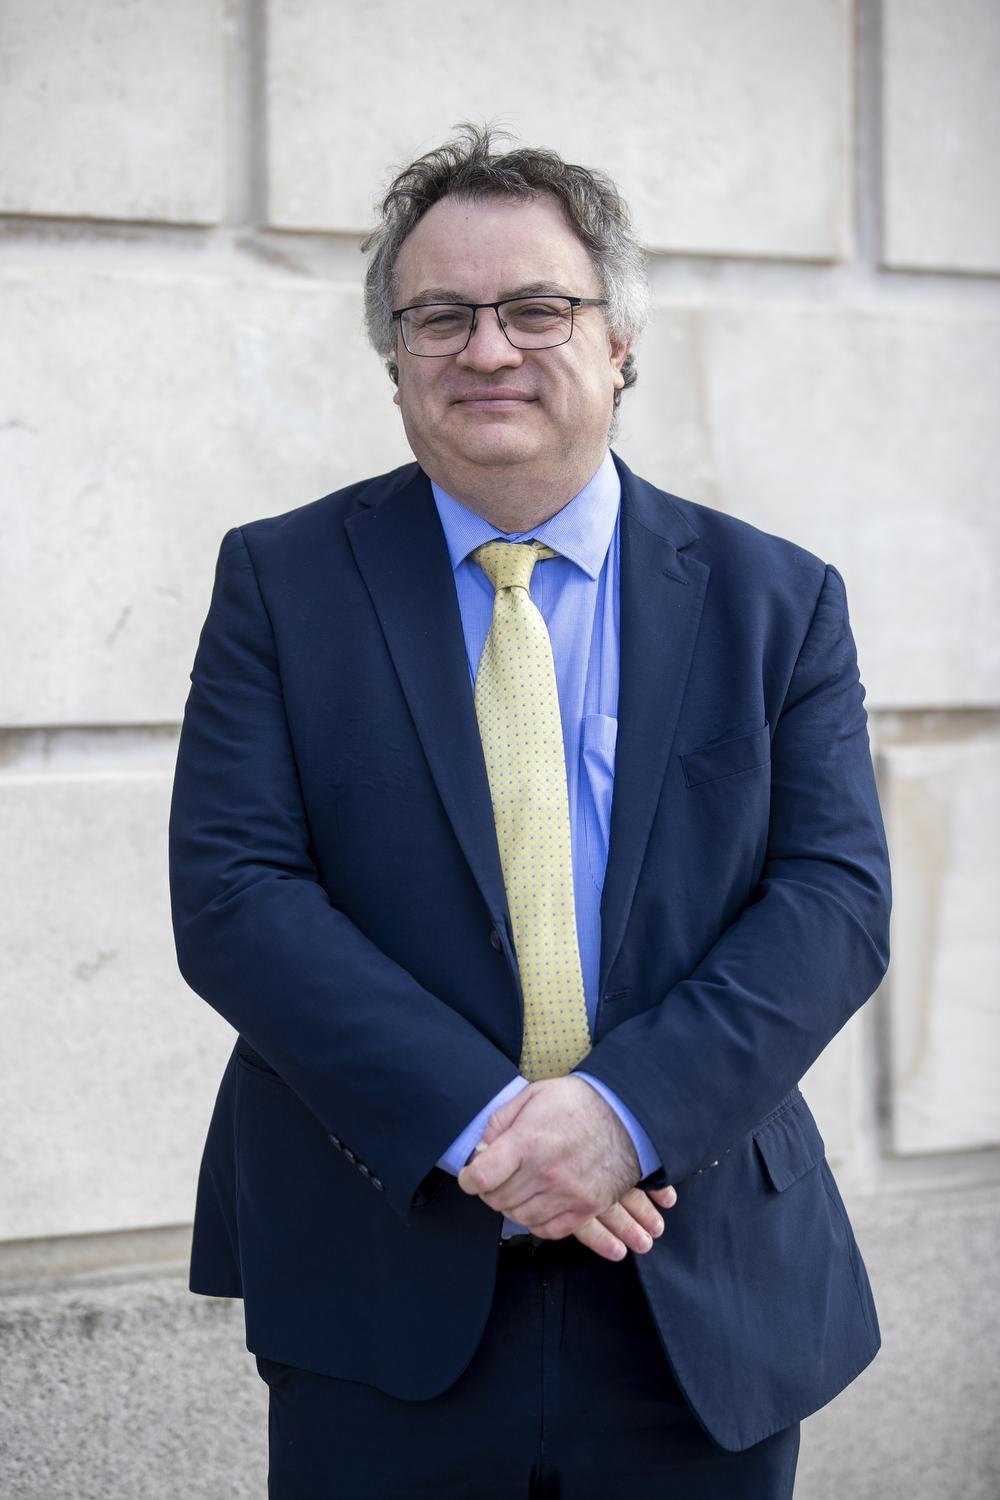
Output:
[402,282,577,306]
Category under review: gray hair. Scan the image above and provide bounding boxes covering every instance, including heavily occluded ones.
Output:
[362,123,650,413]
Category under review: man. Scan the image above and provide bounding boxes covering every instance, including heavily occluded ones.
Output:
[170,126,890,1499]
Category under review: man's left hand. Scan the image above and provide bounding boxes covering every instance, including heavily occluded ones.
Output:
[456,1076,676,1261]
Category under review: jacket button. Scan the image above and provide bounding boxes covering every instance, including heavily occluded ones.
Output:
[372,1178,385,1192]
[358,1162,370,1177]
[343,1149,357,1165]
[490,929,502,951]
[329,1135,342,1150]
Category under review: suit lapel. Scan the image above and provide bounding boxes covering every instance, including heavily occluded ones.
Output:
[600,459,710,995]
[345,468,511,931]
[345,460,708,1009]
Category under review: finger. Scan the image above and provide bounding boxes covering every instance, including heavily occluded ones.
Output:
[478,1179,583,1227]
[529,1201,653,1254]
[595,1200,655,1255]
[456,1134,522,1196]
[618,1188,664,1238]
[647,1185,678,1209]
[571,1217,628,1263]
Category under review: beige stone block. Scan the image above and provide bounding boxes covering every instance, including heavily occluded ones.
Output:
[0,743,238,1241]
[617,301,1000,708]
[266,0,851,259]
[799,1009,871,1182]
[0,263,412,726]
[878,731,1000,1154]
[0,0,227,224]
[613,307,724,512]
[883,0,1000,274]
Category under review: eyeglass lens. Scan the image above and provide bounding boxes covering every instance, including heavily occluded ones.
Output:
[399,298,575,356]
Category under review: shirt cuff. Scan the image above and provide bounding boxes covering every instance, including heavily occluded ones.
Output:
[435,1075,530,1176]
[573,1072,662,1180]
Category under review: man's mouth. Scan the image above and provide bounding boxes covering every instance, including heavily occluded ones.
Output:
[452,388,537,409]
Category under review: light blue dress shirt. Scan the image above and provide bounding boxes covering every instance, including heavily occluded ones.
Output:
[430,452,661,1221]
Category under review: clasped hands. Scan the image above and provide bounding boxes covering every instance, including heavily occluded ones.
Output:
[457,1075,676,1262]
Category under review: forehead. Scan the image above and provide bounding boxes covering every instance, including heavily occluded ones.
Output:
[395,194,599,301]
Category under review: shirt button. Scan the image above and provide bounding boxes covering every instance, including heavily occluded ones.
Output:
[489,929,502,952]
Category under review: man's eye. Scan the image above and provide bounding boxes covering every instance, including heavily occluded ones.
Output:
[419,310,465,329]
[506,301,567,325]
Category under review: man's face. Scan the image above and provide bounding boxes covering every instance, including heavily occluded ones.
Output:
[392,195,630,494]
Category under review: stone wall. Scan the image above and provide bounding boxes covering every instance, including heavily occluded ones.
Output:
[0,1,997,1494]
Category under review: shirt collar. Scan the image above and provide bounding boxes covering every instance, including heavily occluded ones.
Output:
[431,449,621,582]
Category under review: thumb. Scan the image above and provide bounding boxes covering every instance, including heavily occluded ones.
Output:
[478,1081,534,1146]
[457,1131,522,1196]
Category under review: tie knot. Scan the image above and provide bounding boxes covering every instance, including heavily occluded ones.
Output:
[472,539,559,593]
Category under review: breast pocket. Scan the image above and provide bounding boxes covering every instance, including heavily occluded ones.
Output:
[681,724,771,789]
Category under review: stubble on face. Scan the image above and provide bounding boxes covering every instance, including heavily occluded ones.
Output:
[391,194,629,531]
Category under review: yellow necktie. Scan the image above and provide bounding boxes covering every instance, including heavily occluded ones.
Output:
[472,540,592,1082]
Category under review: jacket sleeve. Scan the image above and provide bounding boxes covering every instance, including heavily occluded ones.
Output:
[169,528,520,1220]
[579,565,891,1185]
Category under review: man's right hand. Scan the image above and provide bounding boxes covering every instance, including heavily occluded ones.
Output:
[459,1078,678,1262]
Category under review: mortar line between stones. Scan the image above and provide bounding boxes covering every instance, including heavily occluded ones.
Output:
[224,0,267,229]
[856,0,885,276]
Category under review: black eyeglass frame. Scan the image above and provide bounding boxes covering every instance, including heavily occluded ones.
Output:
[390,296,609,357]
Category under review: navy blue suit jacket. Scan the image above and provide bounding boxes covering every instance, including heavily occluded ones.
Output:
[170,455,890,1452]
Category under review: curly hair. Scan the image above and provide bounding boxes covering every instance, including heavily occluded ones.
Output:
[362,123,650,415]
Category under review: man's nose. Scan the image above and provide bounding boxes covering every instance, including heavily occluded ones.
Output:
[455,310,523,372]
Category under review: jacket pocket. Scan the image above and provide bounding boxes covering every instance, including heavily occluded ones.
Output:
[681,724,770,789]
[753,1088,825,1191]
[237,1044,285,1083]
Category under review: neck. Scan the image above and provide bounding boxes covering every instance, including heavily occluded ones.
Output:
[421,449,609,533]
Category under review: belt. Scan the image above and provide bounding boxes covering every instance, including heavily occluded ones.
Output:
[498,1233,595,1267]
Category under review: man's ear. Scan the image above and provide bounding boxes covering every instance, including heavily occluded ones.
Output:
[610,338,632,390]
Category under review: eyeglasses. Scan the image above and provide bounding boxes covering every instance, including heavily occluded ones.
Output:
[391,296,609,357]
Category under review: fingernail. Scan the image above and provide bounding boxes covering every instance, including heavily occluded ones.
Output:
[474,1141,489,1152]
[613,1244,626,1260]
[640,1234,652,1251]
[652,1217,664,1236]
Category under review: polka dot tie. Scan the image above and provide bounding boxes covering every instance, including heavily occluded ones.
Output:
[472,540,592,1082]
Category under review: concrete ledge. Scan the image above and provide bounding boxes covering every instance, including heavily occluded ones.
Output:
[0,1270,267,1499]
[0,1185,996,1498]
[797,1183,1000,1500]
[0,1224,193,1293]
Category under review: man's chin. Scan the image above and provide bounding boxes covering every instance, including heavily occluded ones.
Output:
[445,422,544,470]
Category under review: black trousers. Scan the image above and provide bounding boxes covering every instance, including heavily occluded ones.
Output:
[257,1238,799,1499]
